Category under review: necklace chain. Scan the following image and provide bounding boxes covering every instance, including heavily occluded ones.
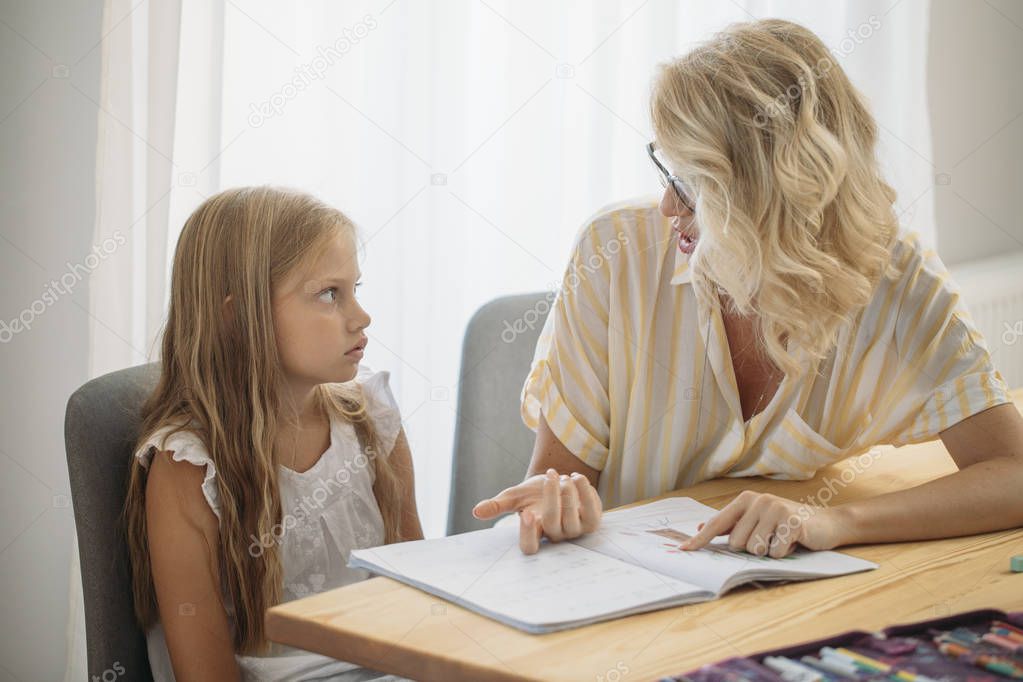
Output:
[283,404,327,470]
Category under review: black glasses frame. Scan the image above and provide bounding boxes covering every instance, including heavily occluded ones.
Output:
[646,142,695,212]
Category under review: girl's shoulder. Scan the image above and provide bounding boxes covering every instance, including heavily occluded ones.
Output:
[353,364,399,413]
[333,365,403,457]
[134,422,221,520]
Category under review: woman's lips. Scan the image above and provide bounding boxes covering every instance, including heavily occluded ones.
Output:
[672,217,698,255]
[677,231,697,255]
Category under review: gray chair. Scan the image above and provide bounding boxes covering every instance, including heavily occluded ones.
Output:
[65,362,161,682]
[447,292,553,535]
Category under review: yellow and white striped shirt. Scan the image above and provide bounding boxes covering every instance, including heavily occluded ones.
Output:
[521,200,1013,509]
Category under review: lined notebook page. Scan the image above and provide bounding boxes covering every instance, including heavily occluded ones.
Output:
[575,498,877,594]
[349,523,709,631]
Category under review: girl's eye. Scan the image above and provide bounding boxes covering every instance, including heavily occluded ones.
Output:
[318,287,337,304]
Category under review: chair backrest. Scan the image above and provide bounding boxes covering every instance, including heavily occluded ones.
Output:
[447,292,552,535]
[65,362,160,682]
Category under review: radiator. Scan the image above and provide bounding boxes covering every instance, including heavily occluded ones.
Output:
[950,250,1023,391]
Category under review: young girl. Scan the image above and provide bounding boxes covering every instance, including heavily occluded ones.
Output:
[123,186,422,681]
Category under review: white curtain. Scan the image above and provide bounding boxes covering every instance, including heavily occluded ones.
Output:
[88,0,225,377]
[69,0,932,677]
[213,0,934,540]
[66,0,223,678]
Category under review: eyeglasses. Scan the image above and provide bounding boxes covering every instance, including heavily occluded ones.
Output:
[646,141,695,212]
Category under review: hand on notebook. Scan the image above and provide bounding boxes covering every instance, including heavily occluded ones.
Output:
[471,468,602,555]
[678,490,847,558]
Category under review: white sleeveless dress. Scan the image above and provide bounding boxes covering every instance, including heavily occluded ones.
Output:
[134,365,409,682]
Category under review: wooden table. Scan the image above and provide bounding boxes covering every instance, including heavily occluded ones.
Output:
[266,390,1023,681]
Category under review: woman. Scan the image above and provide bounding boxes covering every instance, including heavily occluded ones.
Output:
[473,19,1023,558]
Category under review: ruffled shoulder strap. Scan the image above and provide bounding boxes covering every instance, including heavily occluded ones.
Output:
[134,425,222,521]
[353,365,403,457]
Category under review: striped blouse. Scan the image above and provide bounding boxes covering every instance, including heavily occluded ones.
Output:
[521,200,1013,509]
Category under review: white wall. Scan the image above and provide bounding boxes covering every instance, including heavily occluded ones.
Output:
[929,0,1023,390]
[0,0,102,680]
[0,1,1019,680]
[928,0,1023,265]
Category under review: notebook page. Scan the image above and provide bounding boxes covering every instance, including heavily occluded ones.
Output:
[349,523,710,632]
[572,497,877,594]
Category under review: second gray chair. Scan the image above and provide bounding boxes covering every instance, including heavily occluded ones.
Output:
[447,291,553,535]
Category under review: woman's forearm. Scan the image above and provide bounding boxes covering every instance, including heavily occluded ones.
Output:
[833,455,1023,546]
[526,413,601,487]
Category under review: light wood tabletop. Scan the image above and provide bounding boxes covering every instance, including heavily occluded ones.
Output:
[266,389,1023,682]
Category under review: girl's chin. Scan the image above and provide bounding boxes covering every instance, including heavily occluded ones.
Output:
[326,365,360,384]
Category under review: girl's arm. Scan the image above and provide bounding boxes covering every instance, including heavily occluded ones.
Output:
[681,403,1023,555]
[146,451,241,682]
[390,428,424,541]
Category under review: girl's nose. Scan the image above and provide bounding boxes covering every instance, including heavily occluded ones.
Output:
[350,302,371,332]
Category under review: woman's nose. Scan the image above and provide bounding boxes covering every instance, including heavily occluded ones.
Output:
[659,187,674,216]
[659,186,691,218]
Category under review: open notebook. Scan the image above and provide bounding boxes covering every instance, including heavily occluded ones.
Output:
[348,497,878,634]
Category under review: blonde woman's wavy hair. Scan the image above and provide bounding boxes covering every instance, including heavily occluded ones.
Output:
[651,18,900,375]
[123,186,406,654]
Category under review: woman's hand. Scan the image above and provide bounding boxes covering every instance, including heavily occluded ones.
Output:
[679,490,851,558]
[472,468,602,554]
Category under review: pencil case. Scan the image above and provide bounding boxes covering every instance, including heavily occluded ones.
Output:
[665,608,1023,681]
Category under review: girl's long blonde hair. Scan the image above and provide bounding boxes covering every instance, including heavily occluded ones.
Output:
[651,19,900,375]
[123,186,406,654]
